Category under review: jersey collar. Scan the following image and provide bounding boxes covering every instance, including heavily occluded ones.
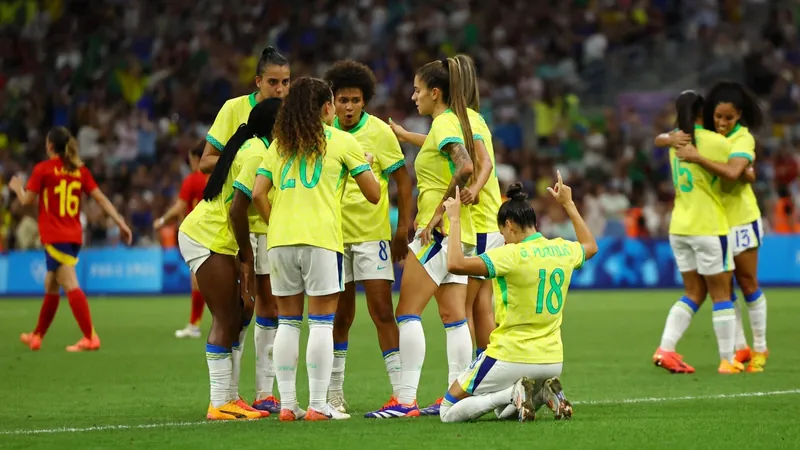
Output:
[260,136,270,147]
[333,111,369,134]
[522,232,543,243]
[693,124,703,130]
[248,92,258,108]
[726,123,742,137]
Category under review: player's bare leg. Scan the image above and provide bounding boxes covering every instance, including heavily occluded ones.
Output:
[364,279,401,404]
[330,282,357,412]
[734,249,768,372]
[21,272,62,351]
[465,277,480,348]
[176,273,203,338]
[253,274,280,413]
[473,280,495,353]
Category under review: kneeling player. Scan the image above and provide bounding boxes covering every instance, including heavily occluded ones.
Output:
[438,177,596,423]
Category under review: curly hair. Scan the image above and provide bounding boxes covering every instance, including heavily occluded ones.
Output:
[273,77,331,161]
[324,60,377,105]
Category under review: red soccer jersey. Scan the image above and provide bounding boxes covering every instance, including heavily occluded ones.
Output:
[26,158,98,245]
[179,171,208,214]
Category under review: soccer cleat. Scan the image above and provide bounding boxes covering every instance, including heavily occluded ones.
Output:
[175,324,201,339]
[541,377,573,420]
[652,347,695,374]
[364,397,420,418]
[207,401,263,420]
[66,335,101,352]
[735,346,752,365]
[328,393,348,413]
[419,397,443,416]
[305,403,351,421]
[512,377,536,422]
[746,350,769,373]
[279,406,307,422]
[718,359,745,374]
[20,332,42,351]
[236,397,269,418]
[252,396,281,414]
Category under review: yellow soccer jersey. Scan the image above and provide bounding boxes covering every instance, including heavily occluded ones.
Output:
[335,112,405,244]
[179,142,264,255]
[467,108,502,234]
[206,93,258,151]
[260,125,370,253]
[479,233,585,364]
[669,126,730,236]
[722,124,762,227]
[415,110,476,246]
[244,137,270,235]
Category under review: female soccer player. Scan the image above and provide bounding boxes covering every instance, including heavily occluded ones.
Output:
[12,127,133,352]
[652,91,741,374]
[178,99,281,420]
[154,141,208,339]
[322,60,414,413]
[365,56,486,419]
[252,77,379,421]
[199,46,289,414]
[389,58,500,370]
[438,177,597,423]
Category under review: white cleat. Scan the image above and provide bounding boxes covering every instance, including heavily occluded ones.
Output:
[511,377,536,422]
[175,324,201,339]
[306,403,351,420]
[328,394,348,414]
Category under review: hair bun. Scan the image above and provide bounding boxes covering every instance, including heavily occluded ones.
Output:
[262,46,275,57]
[505,182,527,201]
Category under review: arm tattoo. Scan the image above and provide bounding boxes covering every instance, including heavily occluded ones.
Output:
[441,142,473,203]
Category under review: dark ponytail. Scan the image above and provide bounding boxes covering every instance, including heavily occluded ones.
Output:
[47,127,82,171]
[675,90,704,145]
[203,98,283,201]
[703,80,763,132]
[256,46,289,76]
[497,182,537,229]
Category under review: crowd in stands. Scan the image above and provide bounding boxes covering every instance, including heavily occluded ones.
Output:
[0,0,798,250]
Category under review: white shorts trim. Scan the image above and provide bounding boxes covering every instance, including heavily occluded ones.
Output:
[669,234,734,275]
[730,218,763,256]
[249,233,269,275]
[178,231,211,274]
[457,352,563,395]
[408,229,475,286]
[471,232,505,280]
[268,246,344,297]
[343,240,395,283]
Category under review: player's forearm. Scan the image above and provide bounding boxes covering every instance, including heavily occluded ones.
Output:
[229,192,253,261]
[695,157,745,181]
[392,167,414,232]
[15,188,34,205]
[405,132,427,147]
[199,143,220,174]
[470,141,493,194]
[253,194,271,225]
[440,143,474,206]
[160,201,187,225]
[93,191,126,227]
[564,201,598,260]
[655,133,671,147]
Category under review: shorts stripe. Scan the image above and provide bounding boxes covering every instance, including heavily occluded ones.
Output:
[336,252,344,291]
[415,231,444,264]
[45,244,79,267]
[751,219,761,247]
[476,233,488,255]
[718,235,730,271]
[464,355,497,394]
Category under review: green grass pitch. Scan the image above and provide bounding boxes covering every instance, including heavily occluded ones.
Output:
[0,290,798,449]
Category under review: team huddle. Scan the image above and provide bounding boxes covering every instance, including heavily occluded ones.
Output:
[653,82,769,375]
[14,47,766,425]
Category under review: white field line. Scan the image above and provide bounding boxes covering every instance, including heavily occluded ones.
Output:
[2,389,799,436]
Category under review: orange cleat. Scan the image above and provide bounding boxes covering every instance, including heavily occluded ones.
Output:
[236,398,269,418]
[735,346,752,365]
[20,332,42,351]
[66,335,101,352]
[746,350,769,373]
[718,359,744,374]
[207,401,263,420]
[653,347,695,374]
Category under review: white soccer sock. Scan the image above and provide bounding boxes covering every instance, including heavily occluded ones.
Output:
[732,298,748,351]
[745,289,768,352]
[229,324,248,401]
[658,297,698,352]
[712,301,736,362]
[274,316,302,411]
[397,316,425,405]
[254,316,278,399]
[382,348,401,397]
[440,387,515,423]
[307,314,335,410]
[445,319,472,387]
[206,344,232,408]
[329,341,347,397]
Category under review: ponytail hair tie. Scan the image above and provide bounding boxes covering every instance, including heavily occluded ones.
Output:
[441,58,449,71]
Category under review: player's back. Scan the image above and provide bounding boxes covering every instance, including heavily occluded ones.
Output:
[669,126,730,236]
[28,158,97,245]
[721,125,761,226]
[467,108,502,234]
[206,93,258,150]
[480,233,585,364]
[264,125,368,253]
[179,139,264,255]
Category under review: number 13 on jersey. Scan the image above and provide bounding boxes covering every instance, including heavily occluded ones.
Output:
[43,180,82,217]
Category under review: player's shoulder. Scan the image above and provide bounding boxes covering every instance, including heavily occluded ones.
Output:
[730,125,755,144]
[326,125,359,146]
[696,128,728,145]
[365,113,392,134]
[218,93,256,115]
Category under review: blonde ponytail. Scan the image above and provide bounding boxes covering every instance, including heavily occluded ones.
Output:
[64,137,83,171]
[446,56,477,180]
